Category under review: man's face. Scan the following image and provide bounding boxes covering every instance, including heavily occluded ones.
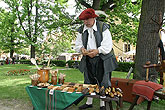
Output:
[83,18,95,28]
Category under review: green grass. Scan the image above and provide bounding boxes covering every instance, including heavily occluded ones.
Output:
[0,64,165,110]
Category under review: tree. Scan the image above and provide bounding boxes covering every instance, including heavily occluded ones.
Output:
[0,9,25,58]
[2,0,72,58]
[36,31,72,61]
[134,0,165,81]
[74,0,142,44]
[74,0,165,81]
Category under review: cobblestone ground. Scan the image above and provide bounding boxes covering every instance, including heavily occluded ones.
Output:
[0,99,33,110]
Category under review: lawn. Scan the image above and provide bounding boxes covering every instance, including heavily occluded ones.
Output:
[0,64,165,110]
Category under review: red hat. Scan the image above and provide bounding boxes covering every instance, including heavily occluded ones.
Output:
[79,8,98,20]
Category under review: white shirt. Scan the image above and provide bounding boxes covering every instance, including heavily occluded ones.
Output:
[75,20,113,55]
[161,30,165,50]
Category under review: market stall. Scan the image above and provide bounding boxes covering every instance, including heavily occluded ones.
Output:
[26,85,84,110]
[26,58,123,110]
[26,83,123,110]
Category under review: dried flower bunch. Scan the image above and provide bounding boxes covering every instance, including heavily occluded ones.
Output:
[59,73,66,80]
[29,74,40,80]
[50,69,58,76]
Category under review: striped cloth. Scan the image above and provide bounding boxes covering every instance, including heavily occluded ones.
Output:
[132,81,162,101]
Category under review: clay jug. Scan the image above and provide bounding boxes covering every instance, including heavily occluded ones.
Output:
[58,78,65,84]
[31,80,38,86]
[37,69,49,83]
[51,76,57,85]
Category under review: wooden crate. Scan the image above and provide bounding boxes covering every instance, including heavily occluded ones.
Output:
[111,78,138,103]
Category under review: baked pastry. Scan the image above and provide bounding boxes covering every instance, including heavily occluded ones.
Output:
[74,84,80,88]
[37,83,44,87]
[37,83,50,87]
[76,86,83,92]
[83,84,90,88]
[95,85,100,93]
[117,91,123,97]
[56,86,65,91]
[61,85,68,88]
[47,85,54,89]
[61,87,69,92]
[89,88,94,94]
[105,87,111,95]
[109,92,114,98]
[44,83,50,86]
[67,87,75,92]
[67,85,74,87]
[89,84,97,88]
[112,87,116,93]
[52,86,60,90]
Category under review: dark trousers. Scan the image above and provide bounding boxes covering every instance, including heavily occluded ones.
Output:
[84,56,111,87]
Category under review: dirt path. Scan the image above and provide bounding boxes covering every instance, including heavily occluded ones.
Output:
[0,99,33,110]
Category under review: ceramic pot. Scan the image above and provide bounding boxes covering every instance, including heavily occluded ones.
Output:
[58,78,65,84]
[51,76,57,85]
[37,69,49,83]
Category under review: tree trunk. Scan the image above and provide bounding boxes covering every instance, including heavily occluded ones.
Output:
[10,26,15,58]
[30,0,38,59]
[92,0,100,10]
[134,0,165,81]
[31,45,35,58]
[10,48,14,58]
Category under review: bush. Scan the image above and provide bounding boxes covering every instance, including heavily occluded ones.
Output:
[51,60,66,67]
[15,60,31,64]
[115,62,135,72]
[14,59,67,67]
[6,69,32,76]
[66,60,134,72]
[66,60,80,68]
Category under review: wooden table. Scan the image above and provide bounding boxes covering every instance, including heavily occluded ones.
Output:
[129,89,165,110]
[86,94,123,110]
[26,85,85,110]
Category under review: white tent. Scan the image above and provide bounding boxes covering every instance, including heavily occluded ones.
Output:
[125,50,136,55]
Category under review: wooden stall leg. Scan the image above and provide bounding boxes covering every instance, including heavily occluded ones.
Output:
[119,97,123,108]
[129,95,140,110]
[147,101,152,110]
[115,101,119,110]
[105,101,110,110]
[109,101,113,110]
[105,101,113,110]
[160,72,163,85]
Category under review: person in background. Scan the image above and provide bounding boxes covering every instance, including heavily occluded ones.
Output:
[75,8,118,110]
[12,57,15,64]
[6,57,9,64]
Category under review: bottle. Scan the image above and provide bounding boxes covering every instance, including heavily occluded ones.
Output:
[51,75,57,85]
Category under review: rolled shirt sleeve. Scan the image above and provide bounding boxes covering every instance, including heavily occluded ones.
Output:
[75,28,113,55]
[75,32,83,53]
[98,28,113,55]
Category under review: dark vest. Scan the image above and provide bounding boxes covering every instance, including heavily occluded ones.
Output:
[78,20,118,73]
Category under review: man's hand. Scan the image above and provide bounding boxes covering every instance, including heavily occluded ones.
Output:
[87,49,99,58]
[81,48,89,56]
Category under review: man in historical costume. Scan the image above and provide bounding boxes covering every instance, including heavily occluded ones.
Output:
[75,8,118,110]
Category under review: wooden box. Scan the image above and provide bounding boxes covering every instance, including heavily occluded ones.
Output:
[111,78,138,103]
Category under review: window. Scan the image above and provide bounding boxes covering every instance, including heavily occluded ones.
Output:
[124,44,130,52]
